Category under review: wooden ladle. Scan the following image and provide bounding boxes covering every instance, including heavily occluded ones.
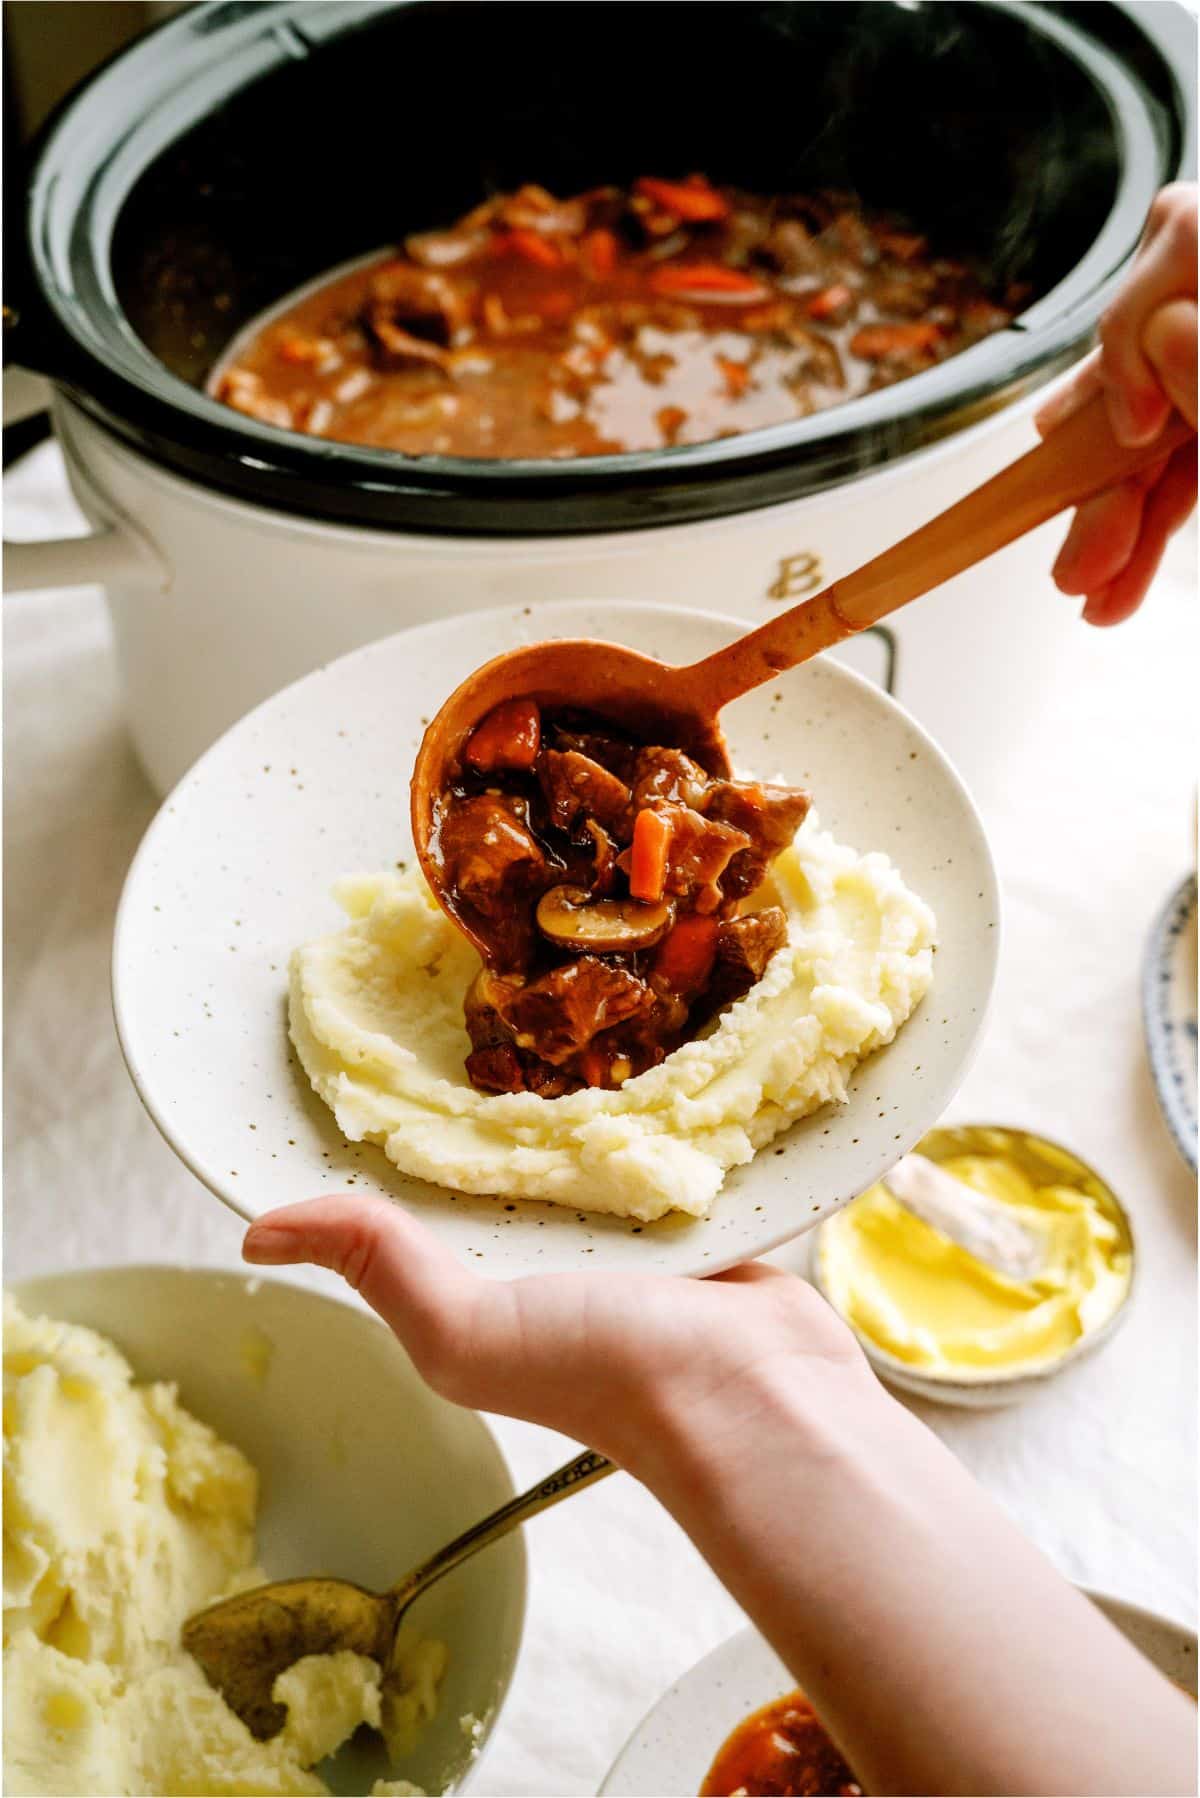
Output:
[413,395,1192,962]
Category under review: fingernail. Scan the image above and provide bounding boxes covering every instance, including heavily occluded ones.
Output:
[243,1222,294,1263]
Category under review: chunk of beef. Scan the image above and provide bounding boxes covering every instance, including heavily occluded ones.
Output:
[760,217,817,277]
[537,749,633,839]
[489,957,654,1065]
[630,747,710,809]
[581,988,689,1085]
[549,725,640,783]
[704,782,811,899]
[464,1043,525,1093]
[707,908,789,1011]
[831,209,878,263]
[464,1041,574,1098]
[363,264,472,369]
[439,795,548,915]
[870,269,939,318]
[437,794,553,967]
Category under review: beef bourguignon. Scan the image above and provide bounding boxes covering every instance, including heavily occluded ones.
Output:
[701,1689,862,1797]
[431,699,811,1095]
[215,176,1020,458]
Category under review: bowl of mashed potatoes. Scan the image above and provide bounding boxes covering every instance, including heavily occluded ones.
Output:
[113,598,1001,1278]
[4,1266,526,1797]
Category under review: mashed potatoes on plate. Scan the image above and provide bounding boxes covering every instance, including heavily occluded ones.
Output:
[289,816,936,1221]
[2,1298,443,1798]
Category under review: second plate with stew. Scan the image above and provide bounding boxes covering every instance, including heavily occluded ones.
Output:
[113,599,999,1277]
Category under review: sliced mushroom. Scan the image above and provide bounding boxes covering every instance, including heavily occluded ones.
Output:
[536,885,675,953]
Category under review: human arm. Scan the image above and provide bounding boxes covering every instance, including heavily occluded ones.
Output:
[1036,182,1197,626]
[244,1195,1196,1797]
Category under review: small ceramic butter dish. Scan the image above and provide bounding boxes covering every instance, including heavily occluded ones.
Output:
[811,1124,1136,1408]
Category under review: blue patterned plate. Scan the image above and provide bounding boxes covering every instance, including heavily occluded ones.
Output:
[1142,874,1198,1173]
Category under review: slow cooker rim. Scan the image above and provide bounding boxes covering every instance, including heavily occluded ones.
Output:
[37,331,1092,537]
[16,0,1181,534]
[50,371,1061,555]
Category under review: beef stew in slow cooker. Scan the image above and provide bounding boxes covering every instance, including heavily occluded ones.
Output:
[433,698,811,1095]
[214,177,1021,458]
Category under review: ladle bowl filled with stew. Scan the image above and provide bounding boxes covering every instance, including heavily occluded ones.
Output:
[426,693,813,1098]
[8,1,1191,792]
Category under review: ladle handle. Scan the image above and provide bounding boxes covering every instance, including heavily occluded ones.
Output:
[681,395,1194,713]
[387,1448,614,1618]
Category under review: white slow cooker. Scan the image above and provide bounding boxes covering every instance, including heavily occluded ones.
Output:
[4,0,1194,793]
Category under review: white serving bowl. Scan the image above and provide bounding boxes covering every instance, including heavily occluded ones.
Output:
[809,1123,1137,1408]
[600,1598,1197,1796]
[10,1265,526,1797]
[113,598,1000,1279]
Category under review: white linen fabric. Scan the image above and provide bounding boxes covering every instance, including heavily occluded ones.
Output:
[4,440,1195,1797]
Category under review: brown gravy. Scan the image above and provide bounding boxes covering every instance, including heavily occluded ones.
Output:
[700,1690,861,1798]
[214,177,1019,459]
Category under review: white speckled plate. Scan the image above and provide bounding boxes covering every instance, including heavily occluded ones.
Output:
[599,1596,1197,1796]
[1143,874,1198,1173]
[113,600,999,1277]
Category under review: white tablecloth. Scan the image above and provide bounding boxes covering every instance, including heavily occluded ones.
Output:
[4,439,1196,1798]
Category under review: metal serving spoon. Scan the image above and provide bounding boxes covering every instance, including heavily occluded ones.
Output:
[183,1447,613,1740]
[412,395,1191,964]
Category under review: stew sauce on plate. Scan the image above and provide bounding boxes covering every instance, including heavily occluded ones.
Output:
[701,1690,862,1798]
[215,176,1019,458]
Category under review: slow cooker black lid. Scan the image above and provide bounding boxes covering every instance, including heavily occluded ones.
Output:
[15,0,1185,535]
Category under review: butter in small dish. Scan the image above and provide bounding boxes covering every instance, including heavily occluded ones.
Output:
[813,1125,1134,1406]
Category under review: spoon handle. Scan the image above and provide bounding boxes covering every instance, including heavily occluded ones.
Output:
[387,1448,614,1616]
[680,395,1194,713]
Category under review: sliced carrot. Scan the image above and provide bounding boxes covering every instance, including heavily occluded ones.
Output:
[850,321,942,360]
[716,354,751,398]
[628,807,672,903]
[804,283,853,320]
[464,697,542,773]
[648,263,766,299]
[582,228,618,278]
[495,228,563,268]
[653,914,719,996]
[635,176,729,222]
